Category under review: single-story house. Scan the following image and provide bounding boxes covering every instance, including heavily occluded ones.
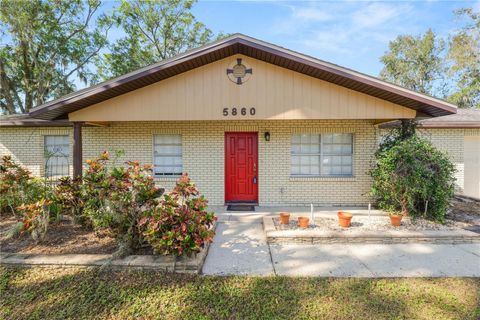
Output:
[1,34,477,206]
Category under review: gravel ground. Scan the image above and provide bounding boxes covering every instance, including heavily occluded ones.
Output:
[273,215,466,232]
[274,197,480,233]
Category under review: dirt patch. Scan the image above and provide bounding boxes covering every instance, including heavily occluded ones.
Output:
[0,216,118,254]
[447,196,480,231]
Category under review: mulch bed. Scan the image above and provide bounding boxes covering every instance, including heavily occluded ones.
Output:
[0,216,119,254]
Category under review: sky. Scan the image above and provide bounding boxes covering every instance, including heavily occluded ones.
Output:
[4,0,475,90]
[69,0,480,88]
[182,0,479,77]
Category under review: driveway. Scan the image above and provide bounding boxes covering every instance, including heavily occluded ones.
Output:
[203,207,480,277]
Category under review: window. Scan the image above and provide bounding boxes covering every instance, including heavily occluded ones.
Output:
[291,133,353,176]
[44,135,69,177]
[153,135,182,176]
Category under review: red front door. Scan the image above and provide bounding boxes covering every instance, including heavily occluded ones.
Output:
[225,132,258,203]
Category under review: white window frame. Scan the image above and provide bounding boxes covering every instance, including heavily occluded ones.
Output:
[291,133,354,177]
[153,134,183,177]
[44,135,70,178]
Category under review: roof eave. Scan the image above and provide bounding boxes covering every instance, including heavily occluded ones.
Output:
[418,122,480,128]
[0,120,72,127]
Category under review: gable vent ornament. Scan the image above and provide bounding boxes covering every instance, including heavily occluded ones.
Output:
[227,58,252,85]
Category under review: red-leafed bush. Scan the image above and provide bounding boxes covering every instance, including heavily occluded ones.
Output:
[139,174,216,256]
[53,176,83,221]
[13,199,52,243]
[0,155,44,216]
[80,152,163,254]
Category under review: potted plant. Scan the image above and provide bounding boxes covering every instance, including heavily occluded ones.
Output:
[279,212,290,225]
[337,211,353,228]
[389,198,408,226]
[297,217,309,228]
[389,213,403,226]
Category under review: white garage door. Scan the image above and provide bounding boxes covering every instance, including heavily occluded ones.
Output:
[464,135,480,198]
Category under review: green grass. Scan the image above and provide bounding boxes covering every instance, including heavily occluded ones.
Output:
[1,267,479,320]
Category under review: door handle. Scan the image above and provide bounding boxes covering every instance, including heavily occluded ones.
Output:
[253,176,257,184]
[253,163,256,173]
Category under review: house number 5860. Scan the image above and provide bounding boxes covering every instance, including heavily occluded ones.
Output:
[223,107,256,116]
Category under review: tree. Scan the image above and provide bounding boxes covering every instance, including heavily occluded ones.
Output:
[0,0,111,115]
[379,29,446,96]
[379,8,480,109]
[96,0,218,81]
[447,8,480,109]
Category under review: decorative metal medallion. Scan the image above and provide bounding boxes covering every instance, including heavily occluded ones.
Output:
[226,58,252,85]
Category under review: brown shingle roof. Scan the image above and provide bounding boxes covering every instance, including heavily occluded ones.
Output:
[29,34,457,120]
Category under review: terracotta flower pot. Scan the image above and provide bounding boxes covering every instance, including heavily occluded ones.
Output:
[390,214,403,227]
[337,211,353,228]
[279,212,290,225]
[297,217,309,228]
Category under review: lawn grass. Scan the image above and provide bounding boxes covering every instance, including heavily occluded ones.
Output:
[1,266,479,320]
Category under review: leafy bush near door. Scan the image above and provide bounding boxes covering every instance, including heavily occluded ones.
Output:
[370,125,456,222]
[139,174,216,256]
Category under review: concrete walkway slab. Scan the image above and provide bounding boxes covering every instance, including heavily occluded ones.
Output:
[270,244,373,277]
[458,243,480,257]
[270,243,480,277]
[204,207,480,277]
[202,219,274,276]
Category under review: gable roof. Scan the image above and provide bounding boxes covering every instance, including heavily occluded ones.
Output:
[380,108,480,129]
[30,34,457,120]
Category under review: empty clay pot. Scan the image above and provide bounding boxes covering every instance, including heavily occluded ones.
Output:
[279,212,290,225]
[389,214,403,227]
[337,211,353,228]
[297,217,310,228]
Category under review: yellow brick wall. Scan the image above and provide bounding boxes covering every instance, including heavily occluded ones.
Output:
[419,128,480,194]
[1,120,378,206]
[417,128,465,192]
[0,127,73,177]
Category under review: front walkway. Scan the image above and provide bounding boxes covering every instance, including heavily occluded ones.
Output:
[203,207,480,277]
[202,212,274,275]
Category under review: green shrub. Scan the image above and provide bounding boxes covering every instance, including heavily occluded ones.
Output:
[81,152,163,254]
[12,199,52,243]
[52,176,84,222]
[1,156,63,241]
[2,152,217,256]
[0,156,45,216]
[370,134,456,222]
[139,174,216,256]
